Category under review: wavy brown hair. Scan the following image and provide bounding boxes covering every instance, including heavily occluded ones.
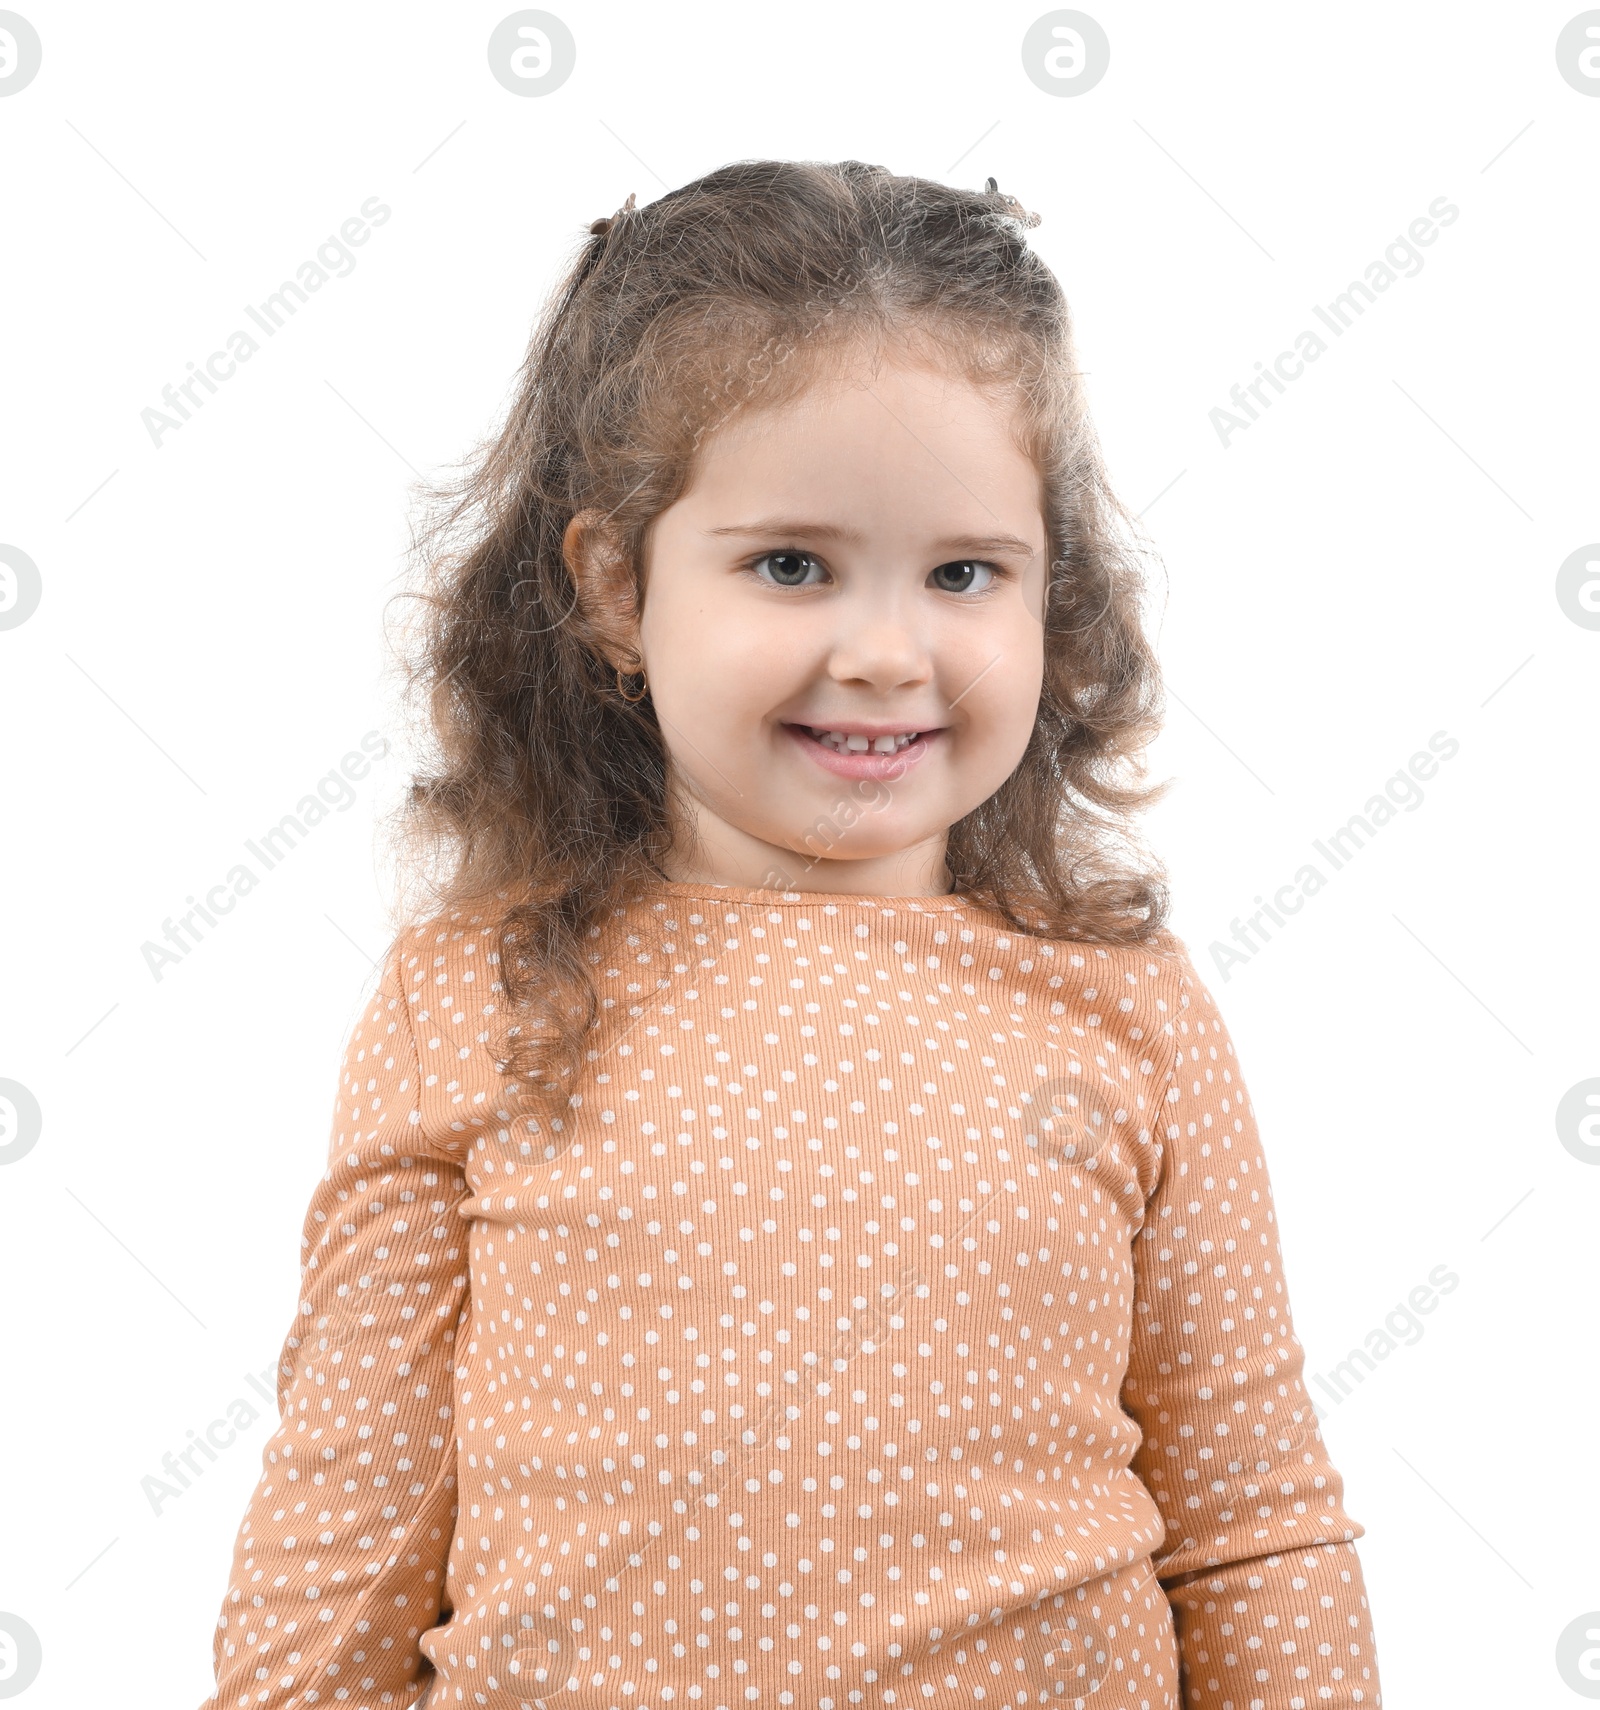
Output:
[389,157,1170,1122]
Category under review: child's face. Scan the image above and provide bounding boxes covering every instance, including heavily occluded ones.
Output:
[635,347,1048,894]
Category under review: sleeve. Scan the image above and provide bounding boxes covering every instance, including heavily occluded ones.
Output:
[201,936,472,1710]
[1118,939,1384,1708]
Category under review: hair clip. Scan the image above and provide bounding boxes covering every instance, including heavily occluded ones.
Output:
[589,191,639,237]
[982,177,1041,229]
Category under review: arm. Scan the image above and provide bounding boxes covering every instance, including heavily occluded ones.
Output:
[201,938,471,1710]
[1119,939,1383,1707]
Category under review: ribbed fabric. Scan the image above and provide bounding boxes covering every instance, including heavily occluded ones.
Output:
[201,881,1382,1710]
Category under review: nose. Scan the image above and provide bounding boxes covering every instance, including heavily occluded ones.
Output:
[824,591,934,694]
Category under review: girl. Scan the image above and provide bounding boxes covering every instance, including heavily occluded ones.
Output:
[200,160,1382,1710]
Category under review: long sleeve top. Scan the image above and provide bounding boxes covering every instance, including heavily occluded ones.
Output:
[200,880,1382,1710]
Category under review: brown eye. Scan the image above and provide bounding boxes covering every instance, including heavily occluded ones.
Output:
[754,551,824,587]
[928,560,994,594]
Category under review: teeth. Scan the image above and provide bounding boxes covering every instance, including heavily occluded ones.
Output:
[808,728,921,754]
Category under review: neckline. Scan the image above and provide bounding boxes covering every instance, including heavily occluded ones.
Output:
[640,879,975,913]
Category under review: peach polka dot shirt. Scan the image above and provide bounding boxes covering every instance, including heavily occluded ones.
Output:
[201,882,1382,1710]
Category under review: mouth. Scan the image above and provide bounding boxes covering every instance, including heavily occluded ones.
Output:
[781,722,944,778]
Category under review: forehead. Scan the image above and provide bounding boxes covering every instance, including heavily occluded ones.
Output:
[668,343,1044,538]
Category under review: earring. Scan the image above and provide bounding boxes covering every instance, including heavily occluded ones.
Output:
[616,665,648,703]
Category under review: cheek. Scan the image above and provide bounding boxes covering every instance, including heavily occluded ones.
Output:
[972,617,1045,754]
[641,598,795,735]
[992,678,1044,763]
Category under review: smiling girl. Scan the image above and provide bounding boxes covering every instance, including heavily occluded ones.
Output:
[200,161,1382,1710]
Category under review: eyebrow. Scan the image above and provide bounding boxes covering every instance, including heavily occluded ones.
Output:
[704,517,1039,558]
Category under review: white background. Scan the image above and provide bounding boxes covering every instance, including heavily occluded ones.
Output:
[1,2,1597,1704]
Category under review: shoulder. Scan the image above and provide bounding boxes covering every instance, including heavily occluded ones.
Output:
[994,923,1259,1156]
[385,902,507,1014]
[954,907,1227,1062]
[368,900,523,1152]
[1088,925,1239,1074]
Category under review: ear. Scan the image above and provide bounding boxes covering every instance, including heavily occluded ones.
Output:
[563,508,643,672]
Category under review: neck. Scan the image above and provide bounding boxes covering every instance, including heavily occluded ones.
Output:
[661,794,954,898]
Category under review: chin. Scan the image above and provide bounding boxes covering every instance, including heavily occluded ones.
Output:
[775,826,930,865]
